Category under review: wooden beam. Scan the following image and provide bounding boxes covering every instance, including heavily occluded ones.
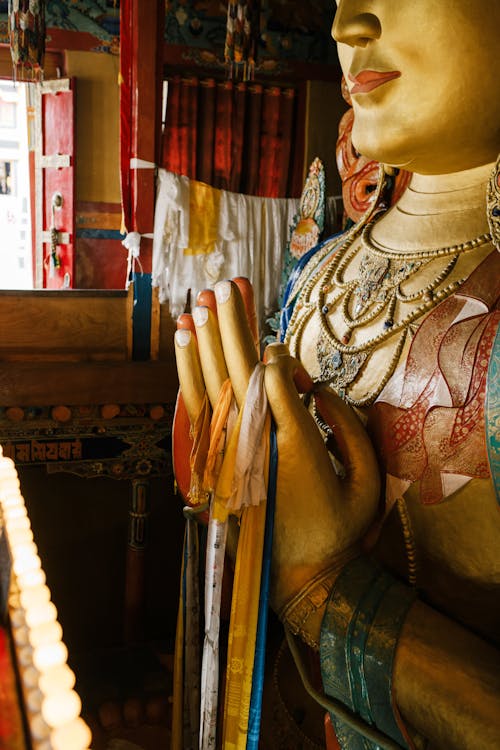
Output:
[0,361,178,406]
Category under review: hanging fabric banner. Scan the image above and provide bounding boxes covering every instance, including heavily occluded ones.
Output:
[224,0,261,81]
[8,0,45,82]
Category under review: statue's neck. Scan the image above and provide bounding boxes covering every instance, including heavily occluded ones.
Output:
[372,162,493,252]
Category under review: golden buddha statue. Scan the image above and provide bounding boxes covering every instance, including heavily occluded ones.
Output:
[174,1,500,747]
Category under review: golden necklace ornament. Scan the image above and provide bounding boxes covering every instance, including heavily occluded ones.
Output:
[486,154,500,251]
[284,212,492,407]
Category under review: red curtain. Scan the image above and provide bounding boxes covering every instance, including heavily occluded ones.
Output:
[161,75,301,199]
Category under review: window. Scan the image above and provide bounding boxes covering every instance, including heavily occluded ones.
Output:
[0,81,32,289]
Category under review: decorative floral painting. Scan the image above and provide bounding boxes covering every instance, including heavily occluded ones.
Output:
[165,0,337,66]
[0,0,336,63]
[0,0,120,54]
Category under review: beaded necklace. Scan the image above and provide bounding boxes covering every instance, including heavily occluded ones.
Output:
[284,214,492,407]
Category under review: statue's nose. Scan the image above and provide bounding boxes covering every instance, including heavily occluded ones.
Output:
[332,7,381,48]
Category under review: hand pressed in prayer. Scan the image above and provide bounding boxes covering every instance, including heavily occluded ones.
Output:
[174,279,380,612]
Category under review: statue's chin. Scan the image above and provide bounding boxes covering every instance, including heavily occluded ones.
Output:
[351,129,415,172]
[351,121,500,176]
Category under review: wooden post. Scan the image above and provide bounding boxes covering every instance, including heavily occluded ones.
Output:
[120,0,164,358]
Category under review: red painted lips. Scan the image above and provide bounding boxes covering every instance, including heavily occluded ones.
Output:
[348,70,401,94]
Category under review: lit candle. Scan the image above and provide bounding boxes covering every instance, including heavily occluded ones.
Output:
[6,526,34,546]
[8,590,21,609]
[29,714,50,743]
[11,624,29,647]
[12,541,38,560]
[20,584,51,611]
[50,717,92,750]
[9,606,26,629]
[24,600,57,629]
[28,620,63,649]
[27,617,62,647]
[4,515,30,533]
[0,486,21,503]
[26,687,43,713]
[1,492,23,508]
[0,478,21,496]
[0,460,18,478]
[12,552,42,577]
[17,568,46,589]
[18,644,34,667]
[4,504,28,521]
[32,641,68,672]
[21,665,40,690]
[38,664,76,694]
[41,689,82,728]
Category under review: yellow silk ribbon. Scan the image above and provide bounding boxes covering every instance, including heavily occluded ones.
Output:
[204,378,234,493]
[189,392,212,505]
[185,365,270,748]
[213,405,243,518]
[221,414,270,750]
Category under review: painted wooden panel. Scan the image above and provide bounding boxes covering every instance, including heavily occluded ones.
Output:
[0,289,131,361]
[0,360,178,406]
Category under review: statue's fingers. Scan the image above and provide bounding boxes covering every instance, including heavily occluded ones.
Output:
[314,387,380,515]
[192,305,229,408]
[263,342,314,393]
[263,354,345,587]
[196,289,218,317]
[174,328,205,425]
[177,312,196,334]
[214,280,259,408]
[233,277,259,349]
[263,352,338,485]
[264,352,331,470]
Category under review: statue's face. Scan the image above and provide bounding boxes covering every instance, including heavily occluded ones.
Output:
[332,0,500,174]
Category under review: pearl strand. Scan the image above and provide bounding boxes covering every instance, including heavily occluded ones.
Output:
[362,222,492,261]
[317,275,467,356]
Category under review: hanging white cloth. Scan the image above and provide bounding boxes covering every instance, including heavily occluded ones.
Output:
[152,169,300,328]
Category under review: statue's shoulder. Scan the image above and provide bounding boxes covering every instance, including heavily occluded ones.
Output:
[371,249,500,504]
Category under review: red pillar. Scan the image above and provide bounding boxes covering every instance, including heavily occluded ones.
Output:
[120,0,164,642]
[120,0,164,272]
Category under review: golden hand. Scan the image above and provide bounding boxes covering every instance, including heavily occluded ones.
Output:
[263,343,380,610]
[174,280,380,619]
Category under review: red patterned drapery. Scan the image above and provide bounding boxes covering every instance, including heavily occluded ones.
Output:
[161,75,301,199]
[8,0,45,81]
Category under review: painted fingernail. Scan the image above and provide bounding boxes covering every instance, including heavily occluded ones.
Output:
[192,306,209,327]
[177,313,194,331]
[174,329,191,348]
[215,280,232,304]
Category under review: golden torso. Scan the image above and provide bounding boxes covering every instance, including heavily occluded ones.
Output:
[284,163,500,643]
